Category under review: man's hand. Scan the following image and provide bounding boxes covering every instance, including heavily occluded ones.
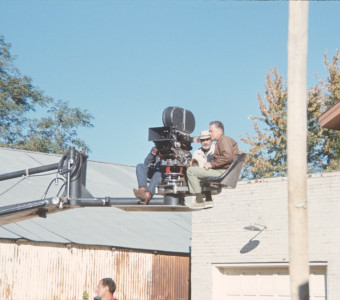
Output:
[152,147,158,155]
[203,162,212,169]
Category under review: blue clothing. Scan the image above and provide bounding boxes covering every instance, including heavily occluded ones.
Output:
[136,148,163,196]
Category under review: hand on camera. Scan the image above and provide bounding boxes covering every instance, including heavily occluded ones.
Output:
[152,147,158,155]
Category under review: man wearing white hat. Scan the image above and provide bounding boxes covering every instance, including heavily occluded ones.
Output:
[191,130,215,168]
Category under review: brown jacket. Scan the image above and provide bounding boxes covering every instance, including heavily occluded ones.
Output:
[210,135,239,169]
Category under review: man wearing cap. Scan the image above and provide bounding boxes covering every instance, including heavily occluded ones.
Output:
[186,121,239,209]
[191,130,215,168]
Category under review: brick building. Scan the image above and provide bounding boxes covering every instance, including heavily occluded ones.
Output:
[191,173,339,299]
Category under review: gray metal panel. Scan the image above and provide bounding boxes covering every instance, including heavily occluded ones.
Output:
[3,219,71,243]
[0,149,62,206]
[0,147,191,253]
[3,207,192,253]
[0,225,20,239]
[86,160,137,197]
[0,148,138,205]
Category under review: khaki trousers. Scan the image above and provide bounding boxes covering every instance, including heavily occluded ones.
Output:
[186,166,225,194]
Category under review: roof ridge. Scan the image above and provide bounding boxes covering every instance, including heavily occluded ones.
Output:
[0,146,135,167]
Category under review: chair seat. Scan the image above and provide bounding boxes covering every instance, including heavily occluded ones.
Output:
[202,153,246,188]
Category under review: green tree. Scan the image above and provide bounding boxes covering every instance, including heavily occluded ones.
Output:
[0,36,93,153]
[241,52,340,179]
[82,291,89,300]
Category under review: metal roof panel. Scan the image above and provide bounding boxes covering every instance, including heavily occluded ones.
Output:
[0,148,191,253]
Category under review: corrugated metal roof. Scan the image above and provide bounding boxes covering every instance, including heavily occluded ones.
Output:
[0,147,191,253]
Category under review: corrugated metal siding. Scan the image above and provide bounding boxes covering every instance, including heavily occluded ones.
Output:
[152,254,190,300]
[0,239,190,300]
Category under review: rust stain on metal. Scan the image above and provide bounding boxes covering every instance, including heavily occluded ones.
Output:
[0,239,190,300]
[152,254,190,300]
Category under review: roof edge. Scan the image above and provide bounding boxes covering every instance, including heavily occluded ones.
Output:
[0,237,190,255]
[0,146,135,167]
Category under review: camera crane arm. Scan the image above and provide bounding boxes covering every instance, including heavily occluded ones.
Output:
[0,145,194,226]
[0,163,60,182]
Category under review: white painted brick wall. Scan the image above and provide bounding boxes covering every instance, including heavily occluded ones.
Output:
[191,172,340,299]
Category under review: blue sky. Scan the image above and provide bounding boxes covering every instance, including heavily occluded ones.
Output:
[0,1,339,166]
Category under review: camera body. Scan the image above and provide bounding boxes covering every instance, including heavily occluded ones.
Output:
[148,106,195,167]
[148,126,192,167]
[148,107,195,204]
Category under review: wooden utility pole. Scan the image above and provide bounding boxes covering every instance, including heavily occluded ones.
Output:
[287,1,309,300]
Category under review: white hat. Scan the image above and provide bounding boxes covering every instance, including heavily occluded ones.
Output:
[199,130,210,140]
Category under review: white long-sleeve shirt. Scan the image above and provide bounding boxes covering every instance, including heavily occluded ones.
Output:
[192,144,215,168]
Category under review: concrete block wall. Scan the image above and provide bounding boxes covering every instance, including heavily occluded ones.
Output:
[191,172,340,299]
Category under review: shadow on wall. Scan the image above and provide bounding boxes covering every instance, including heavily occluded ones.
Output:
[240,223,267,254]
[299,281,309,300]
[240,239,260,254]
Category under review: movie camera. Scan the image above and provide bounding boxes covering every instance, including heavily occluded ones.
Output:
[148,107,196,205]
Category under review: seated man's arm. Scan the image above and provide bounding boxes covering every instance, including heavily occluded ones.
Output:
[144,147,158,166]
[210,137,237,169]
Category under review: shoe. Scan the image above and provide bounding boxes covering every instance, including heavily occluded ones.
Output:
[133,188,145,201]
[204,201,214,208]
[141,191,152,205]
[185,202,205,209]
[133,186,147,200]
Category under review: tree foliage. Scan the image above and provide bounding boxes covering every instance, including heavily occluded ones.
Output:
[241,51,340,179]
[0,36,94,154]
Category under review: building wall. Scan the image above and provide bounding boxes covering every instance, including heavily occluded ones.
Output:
[0,240,190,300]
[191,172,340,299]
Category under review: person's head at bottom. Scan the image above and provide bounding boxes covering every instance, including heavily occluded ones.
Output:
[95,278,116,300]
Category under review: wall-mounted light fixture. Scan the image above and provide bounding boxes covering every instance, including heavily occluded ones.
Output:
[240,223,267,254]
[243,223,267,232]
